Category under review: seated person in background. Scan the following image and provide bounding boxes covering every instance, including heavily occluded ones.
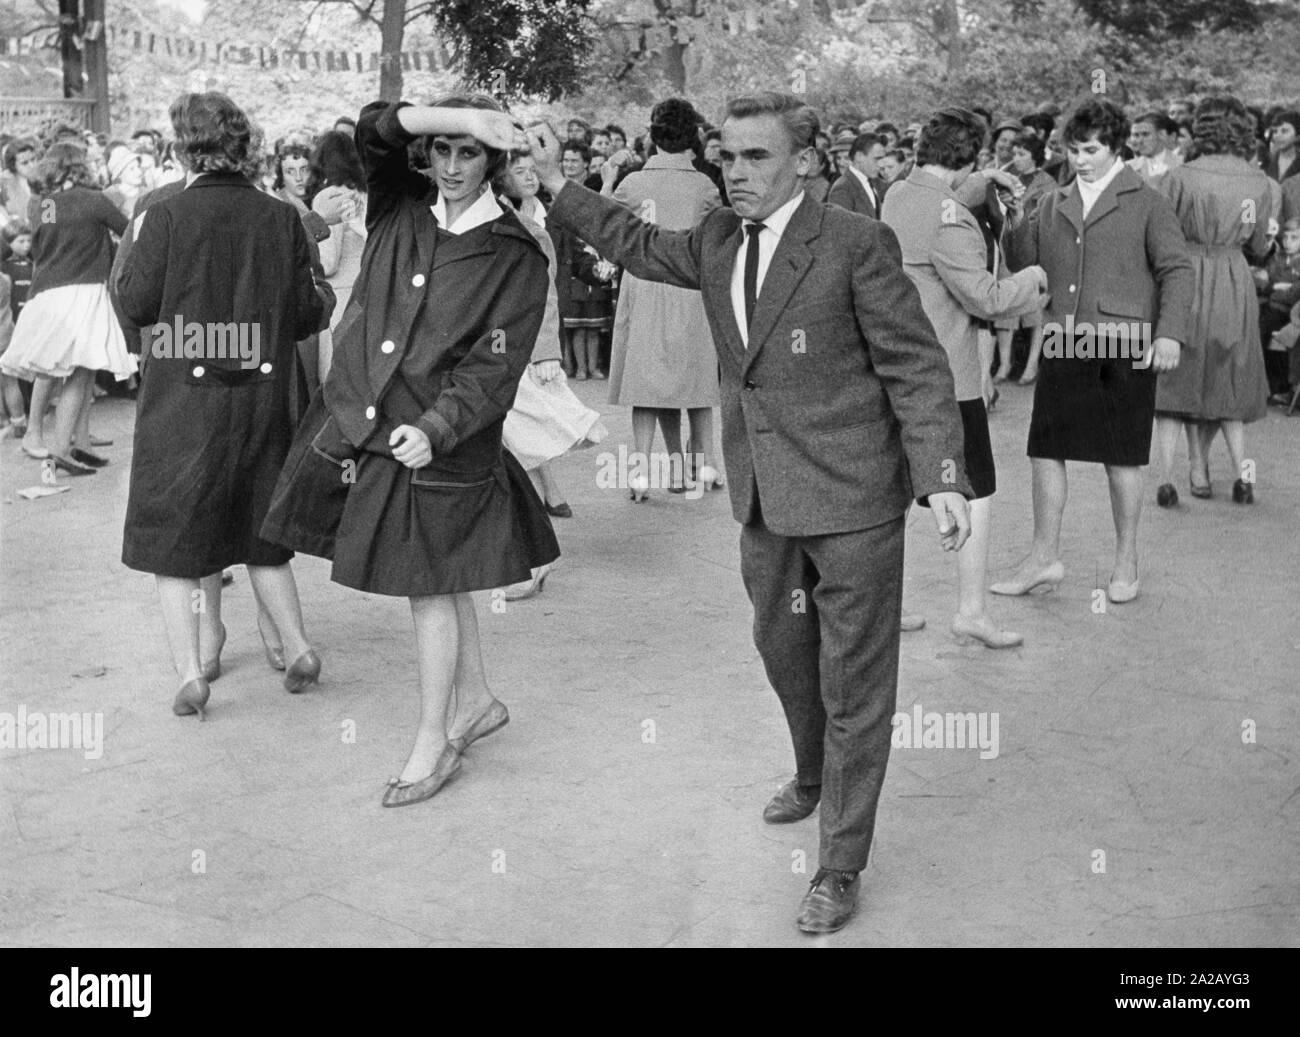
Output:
[1254,216,1300,401]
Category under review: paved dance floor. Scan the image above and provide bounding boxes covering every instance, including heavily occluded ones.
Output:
[2,380,1296,946]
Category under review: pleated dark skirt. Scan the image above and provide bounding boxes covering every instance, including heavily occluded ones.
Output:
[261,395,560,597]
[1027,355,1156,466]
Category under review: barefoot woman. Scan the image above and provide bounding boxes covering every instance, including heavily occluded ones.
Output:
[263,97,557,806]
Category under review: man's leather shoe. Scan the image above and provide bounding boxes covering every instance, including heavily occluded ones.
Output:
[762,780,821,824]
[797,868,860,934]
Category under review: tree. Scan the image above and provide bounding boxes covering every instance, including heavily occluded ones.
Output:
[1073,0,1263,37]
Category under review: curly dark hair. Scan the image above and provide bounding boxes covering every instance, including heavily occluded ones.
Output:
[562,141,591,166]
[1189,96,1256,160]
[31,140,97,192]
[3,137,38,174]
[311,130,364,192]
[1011,129,1046,167]
[649,97,702,154]
[1062,98,1129,153]
[425,93,512,184]
[915,107,986,171]
[170,92,252,175]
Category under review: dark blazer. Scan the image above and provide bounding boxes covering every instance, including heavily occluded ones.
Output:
[1004,164,1193,343]
[1264,150,1300,184]
[827,170,886,219]
[547,182,971,536]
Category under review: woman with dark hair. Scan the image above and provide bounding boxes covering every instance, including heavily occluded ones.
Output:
[606,97,723,498]
[310,130,367,382]
[261,95,557,806]
[1,138,39,223]
[0,141,135,472]
[274,142,316,209]
[116,91,329,721]
[996,98,1193,603]
[1151,96,1274,506]
[998,129,1057,384]
[557,140,612,379]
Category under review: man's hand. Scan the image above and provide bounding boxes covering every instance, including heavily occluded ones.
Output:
[928,491,971,552]
[466,110,529,154]
[390,425,432,469]
[526,122,569,197]
[1146,336,1180,372]
[530,359,561,384]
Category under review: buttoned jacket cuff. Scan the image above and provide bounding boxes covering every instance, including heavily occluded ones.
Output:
[416,409,457,454]
[300,210,330,243]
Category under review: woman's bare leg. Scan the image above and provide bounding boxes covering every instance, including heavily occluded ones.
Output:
[1154,415,1183,486]
[48,366,92,456]
[22,375,54,450]
[156,575,203,684]
[1104,464,1143,585]
[403,594,459,781]
[1019,324,1043,383]
[446,593,497,739]
[657,408,684,488]
[246,564,312,664]
[685,407,716,477]
[1001,457,1067,581]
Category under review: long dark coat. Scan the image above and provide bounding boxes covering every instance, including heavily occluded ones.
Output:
[117,172,327,577]
[260,100,558,596]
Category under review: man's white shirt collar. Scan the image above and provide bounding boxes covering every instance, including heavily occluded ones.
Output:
[749,189,804,237]
[431,187,503,235]
[848,164,877,199]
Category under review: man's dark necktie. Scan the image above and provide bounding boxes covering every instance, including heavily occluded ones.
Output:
[743,222,765,334]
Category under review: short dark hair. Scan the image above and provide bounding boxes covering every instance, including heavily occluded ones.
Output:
[1133,111,1177,136]
[274,145,314,192]
[1012,130,1046,167]
[1063,98,1129,153]
[170,92,252,175]
[605,123,626,140]
[334,116,357,130]
[1271,109,1300,136]
[426,93,513,183]
[31,140,96,192]
[1192,96,1256,160]
[1020,112,1055,139]
[649,97,703,154]
[849,132,884,159]
[969,108,993,127]
[724,91,819,152]
[2,217,31,243]
[915,107,986,170]
[3,137,38,174]
[562,141,591,165]
[312,130,364,192]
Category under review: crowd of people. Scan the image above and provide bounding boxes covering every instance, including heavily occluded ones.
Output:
[1,82,1296,935]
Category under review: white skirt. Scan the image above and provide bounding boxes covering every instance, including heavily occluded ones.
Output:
[0,283,137,381]
[503,370,608,471]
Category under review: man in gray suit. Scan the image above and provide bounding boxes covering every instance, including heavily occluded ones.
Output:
[528,92,973,934]
[827,132,889,218]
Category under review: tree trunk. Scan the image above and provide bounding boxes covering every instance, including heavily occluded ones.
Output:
[942,0,964,80]
[379,0,406,102]
[58,0,83,100]
[661,39,687,92]
[83,0,110,133]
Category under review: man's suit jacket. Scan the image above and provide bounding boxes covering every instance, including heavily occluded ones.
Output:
[882,168,1043,401]
[547,181,971,537]
[827,170,886,219]
[1264,151,1300,184]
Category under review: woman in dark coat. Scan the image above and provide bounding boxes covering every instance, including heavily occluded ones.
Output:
[996,98,1193,605]
[261,96,558,807]
[117,92,328,720]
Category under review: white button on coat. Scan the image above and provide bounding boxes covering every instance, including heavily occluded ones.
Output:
[259,362,272,373]
[412,274,426,287]
[381,340,395,354]
[193,365,205,377]
[365,406,376,420]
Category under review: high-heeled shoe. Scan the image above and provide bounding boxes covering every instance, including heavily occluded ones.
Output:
[502,562,555,601]
[629,473,649,502]
[990,561,1065,596]
[1232,479,1254,504]
[283,649,321,694]
[257,612,285,671]
[200,622,227,682]
[950,615,1023,649]
[382,744,462,808]
[173,677,211,721]
[1156,483,1179,508]
[448,699,510,754]
[986,387,1000,412]
[696,464,724,491]
[1106,577,1139,604]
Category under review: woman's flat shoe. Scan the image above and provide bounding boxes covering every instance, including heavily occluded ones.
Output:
[696,464,724,491]
[51,453,96,476]
[1107,578,1140,604]
[950,616,1023,649]
[545,501,573,518]
[257,613,286,671]
[900,613,926,632]
[283,649,321,693]
[200,622,227,683]
[1232,479,1254,504]
[173,677,211,721]
[448,699,510,754]
[629,474,649,502]
[70,447,108,468]
[382,745,462,808]
[1156,483,1179,507]
[503,562,554,601]
[990,561,1065,596]
[1189,472,1212,499]
[21,441,49,460]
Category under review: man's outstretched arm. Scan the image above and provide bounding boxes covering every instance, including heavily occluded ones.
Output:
[528,123,704,290]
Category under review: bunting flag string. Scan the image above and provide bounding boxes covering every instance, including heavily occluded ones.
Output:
[0,24,453,73]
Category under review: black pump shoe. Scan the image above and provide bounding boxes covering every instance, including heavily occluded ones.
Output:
[1156,483,1178,508]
